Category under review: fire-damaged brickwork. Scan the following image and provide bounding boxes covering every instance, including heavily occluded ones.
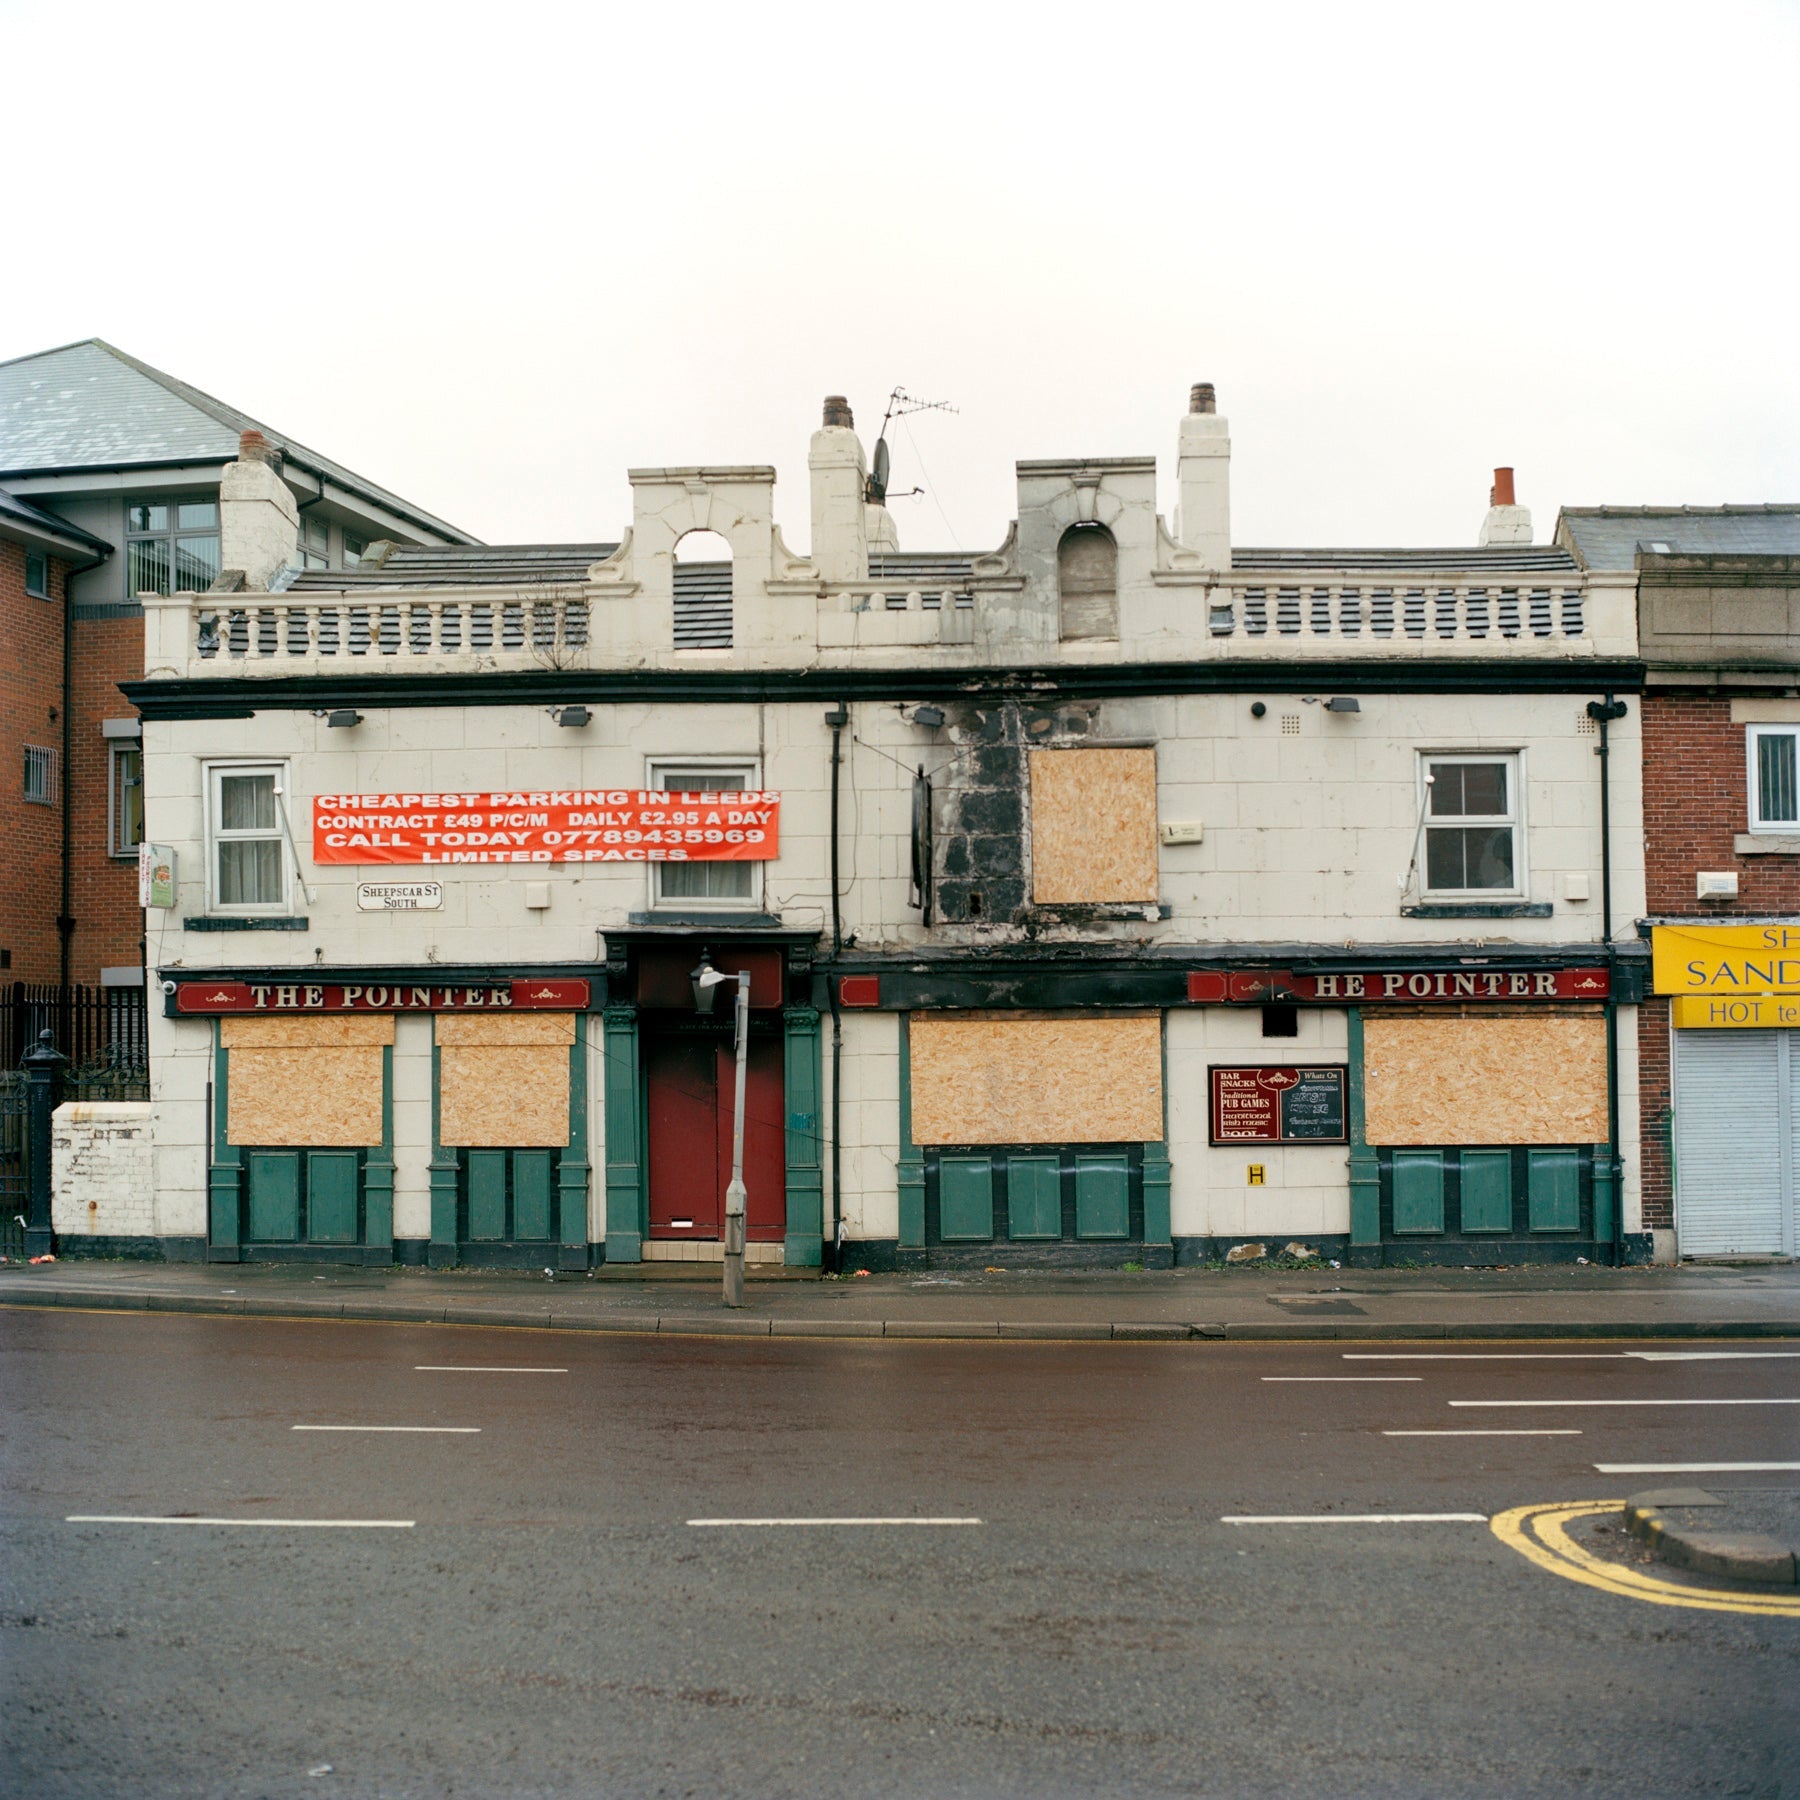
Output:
[1638,689,1800,1230]
[934,698,1097,926]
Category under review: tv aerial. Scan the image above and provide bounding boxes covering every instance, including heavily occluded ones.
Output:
[867,386,955,505]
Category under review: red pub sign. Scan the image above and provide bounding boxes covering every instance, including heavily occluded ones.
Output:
[1186,967,1610,1004]
[174,979,590,1014]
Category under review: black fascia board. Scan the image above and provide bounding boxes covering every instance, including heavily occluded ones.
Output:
[123,657,1649,720]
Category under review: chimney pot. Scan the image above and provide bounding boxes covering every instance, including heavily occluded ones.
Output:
[1490,466,1516,507]
[237,429,277,466]
[1189,382,1217,415]
[823,395,854,429]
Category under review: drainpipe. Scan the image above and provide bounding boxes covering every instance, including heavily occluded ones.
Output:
[1588,694,1630,1265]
[825,703,849,1271]
[56,544,111,1050]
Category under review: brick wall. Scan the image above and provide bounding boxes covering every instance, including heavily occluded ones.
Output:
[1639,689,1800,1230]
[67,615,145,982]
[0,541,68,983]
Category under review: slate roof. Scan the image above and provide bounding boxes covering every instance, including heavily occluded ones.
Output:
[0,481,112,556]
[1557,505,1800,569]
[287,543,617,589]
[0,339,479,545]
[1232,544,1578,573]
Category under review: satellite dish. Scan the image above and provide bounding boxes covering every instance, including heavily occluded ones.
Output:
[869,436,890,505]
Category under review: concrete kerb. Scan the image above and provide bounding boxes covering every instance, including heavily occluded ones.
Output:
[1624,1493,1799,1586]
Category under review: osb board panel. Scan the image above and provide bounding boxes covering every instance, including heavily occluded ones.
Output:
[228,1047,384,1146]
[439,1046,571,1148]
[221,1015,394,1048]
[910,1014,1163,1145]
[434,1012,577,1048]
[1364,1014,1607,1146]
[1030,748,1159,905]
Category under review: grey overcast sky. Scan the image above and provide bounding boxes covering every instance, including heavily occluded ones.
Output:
[4,0,1797,551]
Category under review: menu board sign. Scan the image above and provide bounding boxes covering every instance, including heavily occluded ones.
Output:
[1210,1066,1347,1145]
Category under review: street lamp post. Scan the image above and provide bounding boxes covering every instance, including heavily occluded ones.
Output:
[692,954,751,1308]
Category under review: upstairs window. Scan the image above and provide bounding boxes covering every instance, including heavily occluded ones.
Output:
[111,743,144,857]
[206,764,290,912]
[343,531,368,567]
[1058,524,1118,641]
[1748,725,1799,832]
[126,497,220,595]
[24,551,49,597]
[1422,755,1521,894]
[296,514,330,570]
[647,759,758,909]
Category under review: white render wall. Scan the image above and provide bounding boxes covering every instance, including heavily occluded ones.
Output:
[1166,1007,1352,1245]
[142,688,1642,967]
[830,1010,901,1244]
[51,1103,158,1241]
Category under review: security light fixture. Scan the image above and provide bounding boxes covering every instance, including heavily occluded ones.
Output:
[1323,697,1361,713]
[910,704,946,729]
[554,706,591,728]
[691,950,733,1016]
[326,709,363,729]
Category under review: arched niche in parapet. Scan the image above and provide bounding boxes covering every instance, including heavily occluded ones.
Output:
[1058,522,1119,641]
[673,529,733,651]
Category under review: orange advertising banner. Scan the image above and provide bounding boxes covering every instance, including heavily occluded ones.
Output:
[312,789,780,866]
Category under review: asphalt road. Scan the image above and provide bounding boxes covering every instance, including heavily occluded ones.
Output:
[2,1309,1796,1799]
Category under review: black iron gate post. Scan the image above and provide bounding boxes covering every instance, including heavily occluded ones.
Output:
[24,1030,68,1259]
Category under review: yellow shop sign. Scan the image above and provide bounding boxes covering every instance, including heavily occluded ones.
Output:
[1652,923,1800,997]
[1672,995,1800,1029]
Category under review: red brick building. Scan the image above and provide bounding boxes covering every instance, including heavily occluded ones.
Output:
[1560,509,1800,1259]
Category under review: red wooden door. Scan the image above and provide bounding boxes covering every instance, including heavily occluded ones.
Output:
[646,1034,720,1238]
[720,1036,787,1242]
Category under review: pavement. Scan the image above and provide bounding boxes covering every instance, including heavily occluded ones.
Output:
[2,1253,1798,1340]
[5,1310,1797,1799]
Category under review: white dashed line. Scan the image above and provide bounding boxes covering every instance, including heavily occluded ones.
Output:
[688,1517,983,1528]
[1222,1513,1487,1525]
[414,1366,568,1373]
[1593,1461,1800,1474]
[67,1515,414,1529]
[1449,1398,1800,1408]
[1261,1376,1423,1383]
[292,1425,481,1433]
[1382,1429,1582,1437]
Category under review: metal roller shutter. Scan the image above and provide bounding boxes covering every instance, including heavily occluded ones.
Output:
[1672,1030,1792,1256]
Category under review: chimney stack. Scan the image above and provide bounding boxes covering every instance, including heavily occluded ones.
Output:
[1478,465,1532,545]
[219,429,300,590]
[1175,379,1231,568]
[808,392,871,583]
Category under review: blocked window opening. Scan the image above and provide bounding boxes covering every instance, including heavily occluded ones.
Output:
[1029,747,1159,905]
[1057,524,1117,641]
[674,530,733,650]
[1261,1005,1298,1039]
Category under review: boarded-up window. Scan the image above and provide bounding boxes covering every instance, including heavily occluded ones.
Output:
[910,1013,1163,1146]
[1363,1012,1607,1146]
[1058,524,1117,640]
[437,1012,575,1148]
[1030,747,1158,905]
[222,1014,392,1148]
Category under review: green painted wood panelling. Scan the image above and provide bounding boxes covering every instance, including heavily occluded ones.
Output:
[1142,1022,1172,1257]
[558,1013,591,1269]
[1591,1141,1615,1250]
[938,1155,993,1240]
[1527,1149,1581,1232]
[467,1151,508,1240]
[246,1152,299,1240]
[1346,1007,1380,1248]
[1391,1151,1445,1234]
[1007,1155,1061,1239]
[427,1036,459,1267]
[783,1006,824,1267]
[208,1025,242,1260]
[307,1151,360,1244]
[1458,1150,1513,1233]
[514,1151,554,1242]
[1074,1155,1130,1239]
[897,1015,925,1249]
[602,1004,644,1263]
[362,1046,395,1264]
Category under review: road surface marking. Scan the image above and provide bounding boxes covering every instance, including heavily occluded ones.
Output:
[1625,1351,1800,1361]
[414,1366,568,1373]
[1450,1398,1800,1408]
[292,1425,481,1433]
[1382,1429,1582,1437]
[1490,1499,1800,1617]
[1261,1376,1423,1382]
[1345,1353,1627,1361]
[1223,1513,1487,1525]
[687,1517,983,1527]
[67,1515,414,1529]
[1593,1461,1800,1473]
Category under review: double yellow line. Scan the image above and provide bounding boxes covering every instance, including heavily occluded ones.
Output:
[1491,1501,1800,1617]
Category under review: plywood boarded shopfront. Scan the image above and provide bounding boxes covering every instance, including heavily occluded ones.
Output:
[902,1013,1171,1264]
